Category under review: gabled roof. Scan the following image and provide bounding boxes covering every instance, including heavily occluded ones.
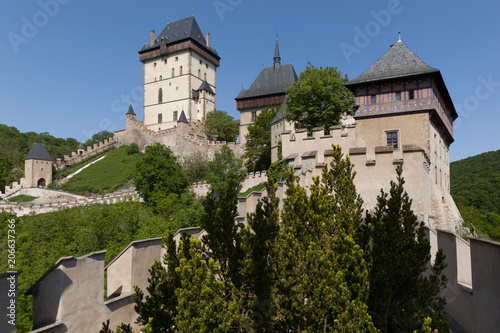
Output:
[177,110,188,124]
[235,63,298,100]
[271,97,288,125]
[197,80,215,94]
[139,16,219,59]
[126,104,136,116]
[347,41,438,85]
[25,143,52,161]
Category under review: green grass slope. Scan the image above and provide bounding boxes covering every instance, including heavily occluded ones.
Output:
[60,145,143,195]
[451,149,500,241]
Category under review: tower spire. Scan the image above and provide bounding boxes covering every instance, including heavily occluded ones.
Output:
[274,31,281,69]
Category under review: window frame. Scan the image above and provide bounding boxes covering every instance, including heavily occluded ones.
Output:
[386,130,399,149]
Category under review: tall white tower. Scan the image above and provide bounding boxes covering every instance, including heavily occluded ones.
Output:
[138,17,220,131]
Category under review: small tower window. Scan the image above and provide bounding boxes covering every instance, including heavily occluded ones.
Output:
[173,111,178,121]
[396,92,402,101]
[386,131,398,149]
[158,113,162,123]
[204,72,207,81]
[251,111,257,122]
[199,60,202,65]
[175,57,178,62]
[198,69,201,78]
[371,95,377,104]
[159,75,162,80]
[158,88,163,103]
[171,68,174,77]
[180,66,183,75]
[409,90,415,100]
[153,62,156,67]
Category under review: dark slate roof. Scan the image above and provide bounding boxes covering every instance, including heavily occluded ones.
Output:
[139,16,219,58]
[78,142,84,150]
[25,143,52,161]
[235,64,298,100]
[126,104,136,116]
[177,110,188,123]
[197,80,215,94]
[347,41,438,85]
[271,98,288,124]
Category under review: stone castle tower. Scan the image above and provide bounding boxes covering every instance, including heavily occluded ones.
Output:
[24,143,53,188]
[235,36,298,145]
[138,17,220,131]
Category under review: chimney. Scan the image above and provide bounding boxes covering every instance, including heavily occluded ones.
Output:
[206,32,210,48]
[150,30,155,46]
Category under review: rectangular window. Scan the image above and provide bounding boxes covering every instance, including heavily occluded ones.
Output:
[158,114,162,124]
[371,95,377,104]
[386,131,398,149]
[396,92,402,101]
[251,111,257,122]
[409,90,415,100]
[173,111,178,121]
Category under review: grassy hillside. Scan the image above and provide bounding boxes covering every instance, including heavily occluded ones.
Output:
[57,145,143,195]
[451,149,500,241]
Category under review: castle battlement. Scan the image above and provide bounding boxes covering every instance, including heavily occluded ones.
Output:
[55,137,119,172]
[0,189,141,216]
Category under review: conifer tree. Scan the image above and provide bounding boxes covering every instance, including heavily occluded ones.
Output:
[360,164,449,333]
[174,238,237,332]
[274,145,377,332]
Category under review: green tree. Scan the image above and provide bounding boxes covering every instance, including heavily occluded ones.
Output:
[274,146,376,332]
[134,143,189,207]
[360,164,449,333]
[205,145,245,197]
[181,151,209,183]
[84,130,114,147]
[285,63,354,133]
[243,106,278,172]
[132,228,191,332]
[204,110,239,142]
[175,238,237,332]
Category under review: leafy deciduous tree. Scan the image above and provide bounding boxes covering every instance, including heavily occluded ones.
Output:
[204,110,239,142]
[285,63,354,133]
[84,130,114,147]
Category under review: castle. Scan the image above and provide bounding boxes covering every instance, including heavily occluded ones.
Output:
[1,16,499,333]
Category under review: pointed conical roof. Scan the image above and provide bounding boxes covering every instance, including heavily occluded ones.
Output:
[126,104,136,116]
[348,41,438,85]
[177,110,188,124]
[25,143,52,161]
[197,80,215,94]
[78,142,84,150]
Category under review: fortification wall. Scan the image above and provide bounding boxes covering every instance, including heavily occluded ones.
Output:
[427,229,500,333]
[54,137,119,172]
[116,114,245,160]
[0,189,141,217]
[1,179,24,199]
[191,170,268,197]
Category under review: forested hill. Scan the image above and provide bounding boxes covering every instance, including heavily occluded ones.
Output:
[0,124,79,189]
[451,149,500,241]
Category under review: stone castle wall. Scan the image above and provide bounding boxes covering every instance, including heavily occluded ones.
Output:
[115,114,245,160]
[54,137,119,172]
[22,220,500,333]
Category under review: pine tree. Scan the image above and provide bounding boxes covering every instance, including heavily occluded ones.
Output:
[361,163,449,333]
[274,145,377,332]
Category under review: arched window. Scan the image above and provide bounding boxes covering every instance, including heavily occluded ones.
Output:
[158,88,163,103]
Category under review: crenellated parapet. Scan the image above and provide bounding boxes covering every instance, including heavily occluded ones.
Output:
[426,228,500,333]
[116,113,245,160]
[0,189,141,217]
[54,137,119,172]
[191,170,268,197]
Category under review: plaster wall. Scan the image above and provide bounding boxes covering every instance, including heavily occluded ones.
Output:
[24,159,52,188]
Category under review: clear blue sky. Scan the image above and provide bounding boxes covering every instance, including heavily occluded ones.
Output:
[1,0,498,161]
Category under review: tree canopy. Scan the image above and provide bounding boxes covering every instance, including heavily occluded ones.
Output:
[204,110,239,142]
[243,106,278,172]
[285,63,355,132]
[134,143,189,207]
[84,130,114,147]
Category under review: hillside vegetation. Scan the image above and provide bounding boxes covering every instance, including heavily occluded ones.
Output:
[56,145,143,195]
[451,149,500,241]
[0,124,79,190]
